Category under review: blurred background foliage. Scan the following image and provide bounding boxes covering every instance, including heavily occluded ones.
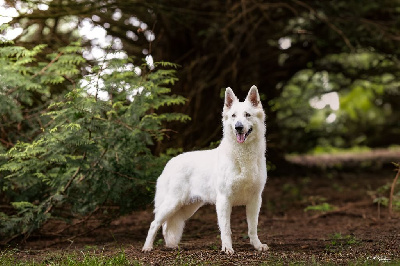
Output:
[1,0,400,242]
[1,0,399,160]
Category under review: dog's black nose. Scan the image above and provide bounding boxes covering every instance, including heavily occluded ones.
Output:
[235,121,244,132]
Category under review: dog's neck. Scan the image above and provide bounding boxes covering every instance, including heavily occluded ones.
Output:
[219,133,266,158]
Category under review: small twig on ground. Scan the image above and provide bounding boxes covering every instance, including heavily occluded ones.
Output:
[48,218,112,247]
[388,162,400,218]
[307,201,370,222]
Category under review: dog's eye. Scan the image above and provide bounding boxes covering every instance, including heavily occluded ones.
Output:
[232,114,236,118]
[245,112,251,118]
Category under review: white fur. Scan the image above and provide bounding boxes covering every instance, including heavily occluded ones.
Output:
[142,86,268,254]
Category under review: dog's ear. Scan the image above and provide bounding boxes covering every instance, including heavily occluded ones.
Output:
[246,85,261,108]
[225,87,237,109]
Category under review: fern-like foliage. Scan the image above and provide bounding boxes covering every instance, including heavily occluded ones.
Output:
[0,40,189,243]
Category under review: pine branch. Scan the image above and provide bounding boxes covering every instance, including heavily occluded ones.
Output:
[44,165,82,215]
[32,52,64,78]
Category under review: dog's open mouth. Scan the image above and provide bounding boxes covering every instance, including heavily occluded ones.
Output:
[236,127,252,143]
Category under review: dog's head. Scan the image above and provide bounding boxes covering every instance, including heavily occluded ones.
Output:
[222,86,265,144]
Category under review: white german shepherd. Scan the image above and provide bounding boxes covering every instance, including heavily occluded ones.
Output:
[142,86,268,254]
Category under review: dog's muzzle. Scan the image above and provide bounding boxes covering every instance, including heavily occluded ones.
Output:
[235,121,253,143]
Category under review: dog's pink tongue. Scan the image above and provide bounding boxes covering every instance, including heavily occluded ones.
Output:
[236,133,245,143]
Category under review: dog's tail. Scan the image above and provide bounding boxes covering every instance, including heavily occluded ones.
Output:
[162,217,185,248]
[161,202,203,248]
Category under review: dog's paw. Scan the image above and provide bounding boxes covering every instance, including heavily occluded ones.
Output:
[142,246,153,252]
[255,243,269,252]
[221,246,235,255]
[165,244,179,249]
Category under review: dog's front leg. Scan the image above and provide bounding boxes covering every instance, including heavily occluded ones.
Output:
[246,195,269,252]
[216,196,234,254]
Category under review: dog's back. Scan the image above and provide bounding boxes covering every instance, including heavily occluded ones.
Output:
[154,149,219,210]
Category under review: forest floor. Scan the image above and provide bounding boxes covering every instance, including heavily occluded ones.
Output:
[2,150,400,265]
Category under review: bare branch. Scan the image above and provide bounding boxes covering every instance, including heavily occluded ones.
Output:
[292,0,354,51]
[388,163,400,218]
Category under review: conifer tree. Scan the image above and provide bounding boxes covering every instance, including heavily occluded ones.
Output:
[0,39,188,243]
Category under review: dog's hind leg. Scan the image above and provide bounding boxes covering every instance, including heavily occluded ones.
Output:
[162,201,203,248]
[142,198,182,252]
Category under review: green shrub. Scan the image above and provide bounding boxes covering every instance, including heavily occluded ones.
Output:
[304,202,336,212]
[0,40,189,243]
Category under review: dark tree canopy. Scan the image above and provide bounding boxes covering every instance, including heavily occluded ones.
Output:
[2,0,400,162]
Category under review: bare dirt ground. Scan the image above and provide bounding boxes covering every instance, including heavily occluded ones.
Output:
[6,151,400,265]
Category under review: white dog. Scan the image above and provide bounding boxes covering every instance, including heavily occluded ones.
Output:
[142,86,268,254]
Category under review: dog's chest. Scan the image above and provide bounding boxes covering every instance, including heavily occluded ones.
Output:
[227,158,264,204]
[233,161,259,183]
